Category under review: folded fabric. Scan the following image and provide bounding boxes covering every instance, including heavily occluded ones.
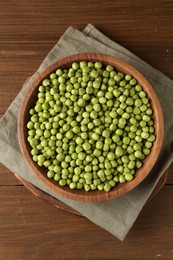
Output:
[0,24,173,241]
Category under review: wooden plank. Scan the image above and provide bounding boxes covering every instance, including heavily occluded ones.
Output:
[167,162,173,184]
[0,164,21,186]
[0,185,172,259]
[0,0,173,43]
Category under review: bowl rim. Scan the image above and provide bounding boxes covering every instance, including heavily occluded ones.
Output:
[18,53,164,202]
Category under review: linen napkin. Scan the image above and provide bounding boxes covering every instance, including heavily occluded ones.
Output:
[0,24,173,241]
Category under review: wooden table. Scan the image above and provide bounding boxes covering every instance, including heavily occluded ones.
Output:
[0,0,173,259]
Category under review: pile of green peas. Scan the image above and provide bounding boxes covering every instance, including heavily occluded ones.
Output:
[27,61,155,192]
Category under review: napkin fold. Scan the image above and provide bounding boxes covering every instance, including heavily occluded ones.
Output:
[0,24,173,241]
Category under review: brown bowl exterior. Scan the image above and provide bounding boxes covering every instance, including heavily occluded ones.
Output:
[18,53,164,202]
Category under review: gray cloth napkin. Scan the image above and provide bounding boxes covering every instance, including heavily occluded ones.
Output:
[0,24,173,241]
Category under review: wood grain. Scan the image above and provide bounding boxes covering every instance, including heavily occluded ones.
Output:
[0,185,173,260]
[167,163,173,184]
[0,0,173,258]
[0,164,21,186]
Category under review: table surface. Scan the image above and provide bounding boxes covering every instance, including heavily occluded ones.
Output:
[0,0,173,259]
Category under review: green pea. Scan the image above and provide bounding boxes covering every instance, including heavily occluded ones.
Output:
[119,175,126,183]
[141,132,150,139]
[115,146,123,157]
[125,174,133,181]
[56,153,65,162]
[148,134,155,142]
[27,61,156,192]
[83,183,90,191]
[128,160,135,169]
[134,150,143,158]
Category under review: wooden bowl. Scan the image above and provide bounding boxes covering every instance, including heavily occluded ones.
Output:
[18,53,164,202]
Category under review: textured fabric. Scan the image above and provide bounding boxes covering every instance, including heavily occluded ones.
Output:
[0,24,173,241]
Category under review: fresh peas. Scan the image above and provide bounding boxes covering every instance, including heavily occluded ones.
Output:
[27,61,155,192]
[125,173,133,181]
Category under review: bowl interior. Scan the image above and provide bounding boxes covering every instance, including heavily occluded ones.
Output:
[18,53,164,202]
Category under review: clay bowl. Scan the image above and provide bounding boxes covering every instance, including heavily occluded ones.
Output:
[18,53,164,202]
